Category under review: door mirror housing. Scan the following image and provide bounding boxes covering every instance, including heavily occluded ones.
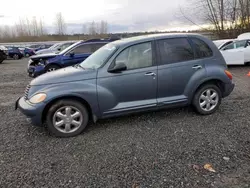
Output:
[69,52,74,57]
[57,47,61,51]
[108,62,127,73]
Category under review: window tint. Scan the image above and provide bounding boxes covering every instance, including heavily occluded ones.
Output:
[91,43,106,52]
[235,40,246,48]
[71,45,91,54]
[222,40,247,51]
[220,41,233,49]
[115,42,152,70]
[191,38,213,58]
[158,38,194,64]
[223,43,234,50]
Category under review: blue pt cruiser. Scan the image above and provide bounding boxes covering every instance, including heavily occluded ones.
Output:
[16,33,235,137]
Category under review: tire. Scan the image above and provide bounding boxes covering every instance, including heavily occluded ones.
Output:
[192,84,222,115]
[46,64,60,72]
[0,51,5,63]
[0,59,3,64]
[13,54,19,60]
[46,99,89,137]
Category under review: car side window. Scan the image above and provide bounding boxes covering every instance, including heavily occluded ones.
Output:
[158,38,194,65]
[222,43,234,50]
[114,42,153,70]
[70,44,91,54]
[223,40,246,51]
[235,40,246,48]
[190,38,213,58]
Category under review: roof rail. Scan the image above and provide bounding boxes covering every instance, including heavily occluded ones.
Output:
[84,37,121,43]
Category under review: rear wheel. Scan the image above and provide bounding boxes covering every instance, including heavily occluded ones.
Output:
[46,64,60,72]
[192,84,222,115]
[46,99,89,137]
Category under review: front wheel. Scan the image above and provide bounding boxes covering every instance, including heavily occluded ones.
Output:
[192,84,222,115]
[46,99,89,137]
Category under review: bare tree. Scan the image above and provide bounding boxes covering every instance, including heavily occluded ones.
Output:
[100,20,108,34]
[31,16,39,36]
[55,12,67,35]
[88,21,97,35]
[183,0,250,38]
[39,19,46,36]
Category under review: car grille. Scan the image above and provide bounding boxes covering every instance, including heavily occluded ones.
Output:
[24,85,30,100]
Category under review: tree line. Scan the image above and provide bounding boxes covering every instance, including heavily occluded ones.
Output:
[184,0,250,38]
[0,12,109,42]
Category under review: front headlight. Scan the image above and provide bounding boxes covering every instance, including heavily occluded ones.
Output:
[29,93,47,104]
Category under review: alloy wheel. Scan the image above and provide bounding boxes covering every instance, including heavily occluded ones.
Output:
[53,106,83,133]
[199,89,219,112]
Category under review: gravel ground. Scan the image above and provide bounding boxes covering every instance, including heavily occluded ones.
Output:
[1,59,250,188]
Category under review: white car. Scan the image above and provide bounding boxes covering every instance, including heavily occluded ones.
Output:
[220,39,250,65]
[213,39,235,50]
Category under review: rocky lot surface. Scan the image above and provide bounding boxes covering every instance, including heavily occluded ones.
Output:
[1,59,250,188]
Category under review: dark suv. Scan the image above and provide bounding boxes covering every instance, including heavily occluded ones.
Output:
[16,33,234,137]
[27,38,119,77]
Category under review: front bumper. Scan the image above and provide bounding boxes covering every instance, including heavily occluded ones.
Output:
[222,83,235,98]
[15,97,44,126]
[27,65,46,78]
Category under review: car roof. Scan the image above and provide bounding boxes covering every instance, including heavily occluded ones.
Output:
[112,33,205,46]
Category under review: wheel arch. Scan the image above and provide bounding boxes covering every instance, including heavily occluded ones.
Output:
[42,95,95,125]
[191,79,225,101]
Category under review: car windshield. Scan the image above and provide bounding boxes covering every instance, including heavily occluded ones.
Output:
[49,43,60,50]
[80,43,117,69]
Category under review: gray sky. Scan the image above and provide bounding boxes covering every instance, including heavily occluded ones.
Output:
[0,0,199,32]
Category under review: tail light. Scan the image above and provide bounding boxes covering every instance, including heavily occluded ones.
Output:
[225,70,233,80]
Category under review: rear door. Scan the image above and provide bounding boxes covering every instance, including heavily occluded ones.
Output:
[156,37,210,105]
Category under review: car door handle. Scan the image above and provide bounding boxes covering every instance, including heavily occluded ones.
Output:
[145,72,156,76]
[192,65,202,70]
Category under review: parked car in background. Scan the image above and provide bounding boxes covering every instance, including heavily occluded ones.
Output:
[28,44,54,52]
[220,39,250,65]
[18,47,35,57]
[27,38,120,77]
[0,46,8,63]
[213,39,235,50]
[17,33,234,137]
[7,47,23,60]
[35,41,75,55]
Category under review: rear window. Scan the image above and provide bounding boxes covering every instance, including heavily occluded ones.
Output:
[191,38,213,58]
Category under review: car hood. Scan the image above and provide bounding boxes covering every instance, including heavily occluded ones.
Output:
[31,53,57,60]
[30,66,97,86]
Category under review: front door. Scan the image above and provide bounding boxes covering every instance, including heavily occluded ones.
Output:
[62,44,92,67]
[97,42,157,116]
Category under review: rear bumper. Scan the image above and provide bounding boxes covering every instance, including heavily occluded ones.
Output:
[15,97,44,126]
[222,83,235,98]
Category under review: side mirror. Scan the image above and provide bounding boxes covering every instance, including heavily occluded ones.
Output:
[108,62,127,73]
[69,52,74,57]
[57,47,61,51]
